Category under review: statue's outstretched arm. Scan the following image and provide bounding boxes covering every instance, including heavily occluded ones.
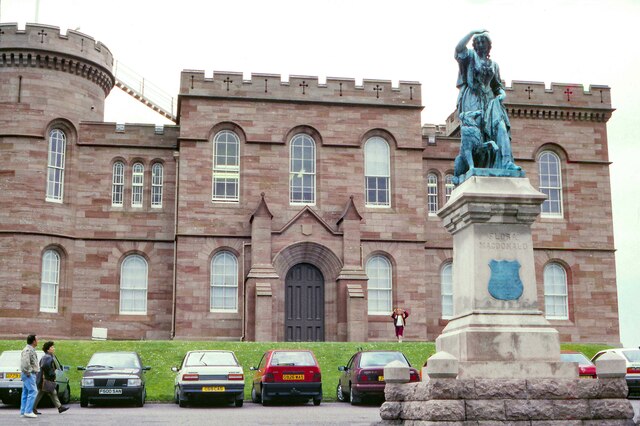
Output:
[456,29,488,54]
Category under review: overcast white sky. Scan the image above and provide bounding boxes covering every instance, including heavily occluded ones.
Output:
[2,0,638,347]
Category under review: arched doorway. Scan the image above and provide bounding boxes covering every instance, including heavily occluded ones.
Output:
[285,263,325,342]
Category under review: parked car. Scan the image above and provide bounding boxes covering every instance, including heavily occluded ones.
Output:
[592,348,640,398]
[560,351,597,378]
[172,350,244,407]
[78,351,150,407]
[336,350,420,404]
[0,350,71,406]
[250,350,322,406]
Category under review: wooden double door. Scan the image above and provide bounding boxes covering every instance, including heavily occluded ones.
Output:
[284,263,325,342]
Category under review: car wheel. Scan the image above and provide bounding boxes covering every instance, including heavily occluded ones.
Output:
[136,389,145,407]
[313,396,321,406]
[80,392,88,408]
[350,386,362,405]
[260,386,270,406]
[235,398,243,407]
[174,387,179,404]
[336,383,349,402]
[251,386,260,403]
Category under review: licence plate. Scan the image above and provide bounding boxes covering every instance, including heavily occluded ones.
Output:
[5,373,20,379]
[99,388,123,395]
[282,374,304,380]
[202,386,225,392]
[378,376,384,382]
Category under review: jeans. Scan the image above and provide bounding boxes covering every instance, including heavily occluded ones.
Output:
[20,373,37,415]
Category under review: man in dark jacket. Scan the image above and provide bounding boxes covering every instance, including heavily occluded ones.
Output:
[34,341,69,414]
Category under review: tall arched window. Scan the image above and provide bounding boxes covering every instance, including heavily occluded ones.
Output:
[210,251,238,312]
[289,134,316,205]
[212,130,240,202]
[538,151,563,217]
[444,174,454,204]
[120,255,148,314]
[131,163,144,207]
[151,163,164,208]
[441,262,453,319]
[364,137,391,207]
[46,129,66,202]
[427,173,438,214]
[40,250,60,313]
[544,262,568,320]
[112,161,124,206]
[366,255,392,314]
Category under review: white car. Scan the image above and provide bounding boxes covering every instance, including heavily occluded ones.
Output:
[172,350,244,407]
[592,348,640,398]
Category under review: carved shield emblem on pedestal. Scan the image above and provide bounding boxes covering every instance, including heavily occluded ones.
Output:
[488,259,523,300]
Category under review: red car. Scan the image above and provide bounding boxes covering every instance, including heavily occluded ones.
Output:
[560,351,597,378]
[336,350,420,404]
[250,350,322,406]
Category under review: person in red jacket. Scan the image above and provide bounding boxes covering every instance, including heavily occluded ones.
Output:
[390,308,409,343]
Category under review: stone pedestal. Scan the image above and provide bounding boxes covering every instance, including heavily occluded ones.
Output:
[435,176,574,378]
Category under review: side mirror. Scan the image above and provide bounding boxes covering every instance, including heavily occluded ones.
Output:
[77,366,86,371]
[171,367,178,372]
[143,366,151,371]
[249,366,257,371]
[63,366,70,372]
[338,366,346,372]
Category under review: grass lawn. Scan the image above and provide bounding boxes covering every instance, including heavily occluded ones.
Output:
[0,340,612,402]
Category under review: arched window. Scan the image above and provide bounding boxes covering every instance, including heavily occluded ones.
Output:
[112,161,124,206]
[544,262,568,320]
[364,137,391,207]
[46,129,66,202]
[120,255,148,314]
[210,251,238,311]
[444,174,454,204]
[427,173,438,214]
[289,134,316,205]
[538,151,563,217]
[366,255,392,314]
[40,250,60,312]
[212,131,240,202]
[151,163,164,208]
[441,262,453,319]
[131,163,144,207]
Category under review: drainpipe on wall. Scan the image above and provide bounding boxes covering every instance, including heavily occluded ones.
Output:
[170,151,180,339]
[240,242,250,341]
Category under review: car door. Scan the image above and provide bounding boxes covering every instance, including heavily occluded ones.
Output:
[342,354,357,394]
[253,352,267,392]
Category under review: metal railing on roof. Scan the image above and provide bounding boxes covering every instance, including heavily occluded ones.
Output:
[113,60,177,123]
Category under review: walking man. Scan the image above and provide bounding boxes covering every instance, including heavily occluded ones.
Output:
[34,341,69,414]
[20,334,39,418]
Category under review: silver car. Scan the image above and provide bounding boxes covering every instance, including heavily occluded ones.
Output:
[0,350,71,406]
[172,350,244,407]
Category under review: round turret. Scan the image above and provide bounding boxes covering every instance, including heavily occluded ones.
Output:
[0,23,115,132]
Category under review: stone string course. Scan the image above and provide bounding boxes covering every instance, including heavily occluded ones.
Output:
[376,378,635,425]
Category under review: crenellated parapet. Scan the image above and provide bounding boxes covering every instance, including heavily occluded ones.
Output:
[179,70,422,107]
[0,23,115,94]
[504,81,613,122]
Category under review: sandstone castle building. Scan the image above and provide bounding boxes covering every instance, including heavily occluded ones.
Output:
[0,24,620,343]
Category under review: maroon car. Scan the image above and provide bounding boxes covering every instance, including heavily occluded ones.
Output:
[336,351,419,404]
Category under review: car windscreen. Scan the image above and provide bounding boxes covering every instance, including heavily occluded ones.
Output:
[87,353,141,369]
[185,352,238,367]
[360,352,409,367]
[271,351,315,366]
[622,350,640,363]
[560,353,592,365]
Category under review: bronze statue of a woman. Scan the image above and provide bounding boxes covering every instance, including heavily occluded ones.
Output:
[453,30,521,183]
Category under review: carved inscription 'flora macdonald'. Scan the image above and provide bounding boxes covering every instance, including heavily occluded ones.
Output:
[479,232,528,250]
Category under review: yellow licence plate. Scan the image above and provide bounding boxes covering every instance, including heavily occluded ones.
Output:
[282,374,304,380]
[202,386,225,392]
[5,373,20,379]
[378,376,384,381]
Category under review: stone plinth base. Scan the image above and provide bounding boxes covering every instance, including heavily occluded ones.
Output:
[376,378,634,425]
[458,361,576,379]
